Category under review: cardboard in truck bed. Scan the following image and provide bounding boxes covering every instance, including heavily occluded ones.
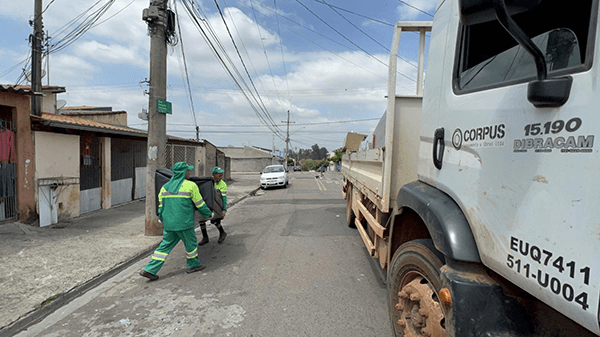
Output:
[342,132,368,153]
[155,168,223,222]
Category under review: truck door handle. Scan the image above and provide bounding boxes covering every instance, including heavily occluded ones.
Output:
[433,128,444,170]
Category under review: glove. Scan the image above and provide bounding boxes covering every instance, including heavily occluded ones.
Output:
[222,210,227,219]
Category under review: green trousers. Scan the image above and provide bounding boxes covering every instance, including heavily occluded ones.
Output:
[143,228,202,275]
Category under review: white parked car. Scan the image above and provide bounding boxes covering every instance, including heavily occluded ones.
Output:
[260,165,288,189]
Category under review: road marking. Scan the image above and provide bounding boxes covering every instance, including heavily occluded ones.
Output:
[314,177,326,191]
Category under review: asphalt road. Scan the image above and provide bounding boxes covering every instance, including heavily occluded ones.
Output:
[17,171,391,337]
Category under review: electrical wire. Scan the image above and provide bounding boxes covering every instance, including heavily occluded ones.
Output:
[46,0,116,55]
[223,0,281,122]
[132,117,381,127]
[396,0,435,18]
[237,0,396,84]
[273,0,294,114]
[311,0,393,26]
[180,0,286,141]
[295,0,416,83]
[214,0,277,129]
[95,0,136,26]
[173,0,198,130]
[314,0,418,69]
[31,0,58,23]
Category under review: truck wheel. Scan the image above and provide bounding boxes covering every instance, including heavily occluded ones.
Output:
[388,239,446,337]
[346,186,356,228]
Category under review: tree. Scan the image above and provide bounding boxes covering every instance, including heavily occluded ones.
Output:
[331,149,343,163]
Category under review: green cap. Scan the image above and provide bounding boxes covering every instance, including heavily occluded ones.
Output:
[212,166,224,174]
[173,162,194,173]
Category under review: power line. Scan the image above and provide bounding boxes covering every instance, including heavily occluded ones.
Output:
[173,0,198,129]
[95,0,136,26]
[166,129,368,134]
[31,0,58,23]
[314,0,418,69]
[180,0,286,141]
[237,0,392,82]
[273,0,294,114]
[311,0,394,26]
[213,0,277,129]
[47,0,116,55]
[294,0,416,83]
[223,0,282,122]
[396,0,435,18]
[131,117,380,127]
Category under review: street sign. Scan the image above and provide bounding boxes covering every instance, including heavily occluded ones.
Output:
[157,99,172,114]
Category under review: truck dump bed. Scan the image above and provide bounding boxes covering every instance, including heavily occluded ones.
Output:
[342,96,422,212]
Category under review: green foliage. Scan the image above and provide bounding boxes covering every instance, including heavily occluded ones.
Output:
[300,159,330,171]
[331,149,343,162]
[291,143,329,161]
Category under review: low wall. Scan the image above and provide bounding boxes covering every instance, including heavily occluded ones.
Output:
[230,158,283,172]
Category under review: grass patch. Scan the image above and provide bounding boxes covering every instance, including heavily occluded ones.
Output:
[41,295,56,306]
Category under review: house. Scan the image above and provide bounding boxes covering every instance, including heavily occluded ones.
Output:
[58,106,128,126]
[219,145,283,172]
[0,85,229,227]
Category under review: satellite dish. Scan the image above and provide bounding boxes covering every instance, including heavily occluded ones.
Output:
[138,109,149,121]
[24,69,46,83]
[56,100,67,110]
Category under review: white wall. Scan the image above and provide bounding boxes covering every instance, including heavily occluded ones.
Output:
[34,131,80,218]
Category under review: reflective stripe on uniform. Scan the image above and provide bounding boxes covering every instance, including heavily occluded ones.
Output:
[186,248,198,259]
[161,191,192,197]
[151,251,168,261]
[194,199,206,208]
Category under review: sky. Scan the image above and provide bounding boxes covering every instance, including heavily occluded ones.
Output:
[0,0,437,153]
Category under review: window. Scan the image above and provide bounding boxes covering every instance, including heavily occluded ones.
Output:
[454,0,596,93]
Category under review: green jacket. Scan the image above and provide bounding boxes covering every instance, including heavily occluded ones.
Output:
[215,179,227,210]
[158,179,212,231]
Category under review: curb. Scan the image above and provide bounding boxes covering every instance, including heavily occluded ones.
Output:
[0,186,260,337]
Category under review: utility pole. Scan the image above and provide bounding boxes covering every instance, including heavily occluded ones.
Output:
[31,0,43,116]
[272,134,275,165]
[143,0,169,236]
[196,126,199,142]
[282,110,294,169]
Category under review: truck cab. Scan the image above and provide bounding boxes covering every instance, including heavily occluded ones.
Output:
[343,0,600,336]
[408,0,599,335]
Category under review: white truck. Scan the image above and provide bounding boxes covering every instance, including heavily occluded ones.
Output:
[342,1,599,336]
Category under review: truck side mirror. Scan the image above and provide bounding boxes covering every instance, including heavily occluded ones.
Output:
[458,0,542,26]
[459,0,572,108]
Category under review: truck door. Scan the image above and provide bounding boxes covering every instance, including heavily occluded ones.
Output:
[421,0,600,334]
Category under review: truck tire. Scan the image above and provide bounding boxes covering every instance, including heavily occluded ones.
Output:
[346,185,356,228]
[388,239,446,337]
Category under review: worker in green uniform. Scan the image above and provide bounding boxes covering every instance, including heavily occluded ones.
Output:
[198,166,227,245]
[140,162,213,281]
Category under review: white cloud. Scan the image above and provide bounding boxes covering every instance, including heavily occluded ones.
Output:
[74,41,146,68]
[397,0,437,20]
[48,54,98,84]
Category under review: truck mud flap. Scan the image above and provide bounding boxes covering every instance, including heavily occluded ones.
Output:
[396,181,480,263]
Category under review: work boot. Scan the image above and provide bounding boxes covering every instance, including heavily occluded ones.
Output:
[187,264,206,274]
[218,231,227,244]
[140,270,159,281]
[198,236,209,246]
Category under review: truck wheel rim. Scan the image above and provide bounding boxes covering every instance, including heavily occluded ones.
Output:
[395,276,446,337]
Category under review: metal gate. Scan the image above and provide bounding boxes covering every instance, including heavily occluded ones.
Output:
[111,139,147,205]
[80,134,102,213]
[0,118,17,221]
[165,144,196,175]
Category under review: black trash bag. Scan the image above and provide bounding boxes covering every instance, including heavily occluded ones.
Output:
[155,168,223,221]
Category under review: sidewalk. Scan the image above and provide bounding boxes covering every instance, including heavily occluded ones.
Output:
[0,173,259,336]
